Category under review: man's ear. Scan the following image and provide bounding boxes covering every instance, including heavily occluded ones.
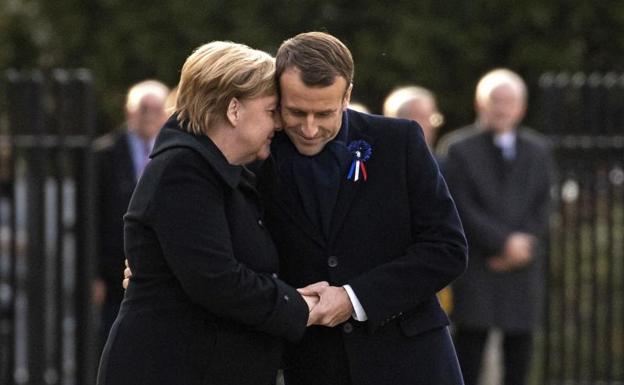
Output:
[226,97,241,127]
[342,83,353,110]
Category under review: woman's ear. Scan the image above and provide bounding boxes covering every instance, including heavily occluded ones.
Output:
[226,97,241,127]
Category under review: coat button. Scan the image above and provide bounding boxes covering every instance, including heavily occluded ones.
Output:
[327,256,338,268]
[257,218,264,227]
[283,295,290,301]
[342,322,353,334]
[271,273,278,279]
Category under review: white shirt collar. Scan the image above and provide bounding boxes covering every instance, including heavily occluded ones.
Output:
[493,131,516,149]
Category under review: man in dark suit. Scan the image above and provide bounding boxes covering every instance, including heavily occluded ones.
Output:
[439,69,554,385]
[93,79,169,347]
[259,31,468,385]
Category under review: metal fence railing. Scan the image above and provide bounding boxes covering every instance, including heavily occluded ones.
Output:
[537,72,624,385]
[0,69,98,385]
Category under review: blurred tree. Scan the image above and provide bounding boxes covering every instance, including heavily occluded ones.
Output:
[1,0,623,135]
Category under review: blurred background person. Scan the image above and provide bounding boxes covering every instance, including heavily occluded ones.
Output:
[383,85,444,149]
[440,69,554,385]
[92,79,170,350]
[348,100,370,113]
[165,85,178,115]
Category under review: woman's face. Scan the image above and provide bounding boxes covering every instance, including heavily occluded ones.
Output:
[234,94,279,163]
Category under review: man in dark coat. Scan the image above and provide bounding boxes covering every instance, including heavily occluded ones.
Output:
[259,31,468,385]
[93,79,169,347]
[439,68,555,385]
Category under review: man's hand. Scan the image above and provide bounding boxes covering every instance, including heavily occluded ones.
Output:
[123,259,132,289]
[302,294,319,314]
[298,282,353,327]
[487,255,515,272]
[488,232,536,272]
[92,278,106,305]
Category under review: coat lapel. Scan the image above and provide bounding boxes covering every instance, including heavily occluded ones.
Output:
[480,133,507,193]
[501,135,531,222]
[328,124,375,246]
[505,136,527,187]
[481,129,531,223]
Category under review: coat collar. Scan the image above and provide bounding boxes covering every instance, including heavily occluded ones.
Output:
[151,115,242,189]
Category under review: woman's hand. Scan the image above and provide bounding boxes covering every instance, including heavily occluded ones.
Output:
[123,259,132,289]
[298,281,328,326]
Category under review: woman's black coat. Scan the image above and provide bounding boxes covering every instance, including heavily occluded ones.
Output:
[96,118,309,385]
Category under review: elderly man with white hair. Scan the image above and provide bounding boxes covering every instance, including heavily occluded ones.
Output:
[383,85,444,150]
[439,68,555,385]
[92,79,170,351]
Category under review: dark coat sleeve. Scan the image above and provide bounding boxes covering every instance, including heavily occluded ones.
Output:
[348,124,468,331]
[145,152,309,342]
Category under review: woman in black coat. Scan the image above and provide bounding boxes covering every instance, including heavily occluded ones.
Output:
[96,41,314,385]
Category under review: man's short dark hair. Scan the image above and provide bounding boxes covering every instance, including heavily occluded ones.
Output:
[276,31,354,87]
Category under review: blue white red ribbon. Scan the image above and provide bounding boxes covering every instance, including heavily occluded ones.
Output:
[346,140,372,182]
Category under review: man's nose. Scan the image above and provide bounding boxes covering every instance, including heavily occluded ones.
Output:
[301,115,319,138]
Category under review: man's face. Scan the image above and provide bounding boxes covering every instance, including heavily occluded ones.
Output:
[478,83,525,134]
[401,98,439,146]
[128,93,168,139]
[278,68,351,156]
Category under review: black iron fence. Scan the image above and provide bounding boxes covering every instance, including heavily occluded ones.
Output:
[537,72,624,385]
[0,70,98,385]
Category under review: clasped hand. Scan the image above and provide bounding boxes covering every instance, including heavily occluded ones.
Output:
[488,232,536,272]
[298,281,353,327]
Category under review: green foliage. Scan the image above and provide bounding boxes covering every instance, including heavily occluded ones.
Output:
[1,0,623,134]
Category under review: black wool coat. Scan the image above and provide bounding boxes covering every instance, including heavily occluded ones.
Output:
[258,109,469,385]
[442,125,554,332]
[97,118,309,385]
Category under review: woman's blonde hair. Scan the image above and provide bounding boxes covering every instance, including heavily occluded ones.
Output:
[174,41,276,135]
